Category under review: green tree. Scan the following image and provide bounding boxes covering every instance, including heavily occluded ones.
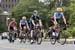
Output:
[67,0,75,27]
[11,0,75,29]
[11,0,49,28]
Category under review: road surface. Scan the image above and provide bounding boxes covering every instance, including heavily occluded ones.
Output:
[0,37,75,50]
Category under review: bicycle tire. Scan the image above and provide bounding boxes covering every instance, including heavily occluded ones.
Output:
[8,33,13,43]
[58,31,66,45]
[36,32,42,45]
[50,32,56,45]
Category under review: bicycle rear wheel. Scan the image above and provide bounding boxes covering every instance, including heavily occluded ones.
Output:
[58,31,66,45]
[50,32,56,45]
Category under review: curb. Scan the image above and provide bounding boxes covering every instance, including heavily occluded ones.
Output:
[43,38,75,44]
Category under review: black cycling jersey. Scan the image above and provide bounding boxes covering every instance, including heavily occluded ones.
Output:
[30,15,40,24]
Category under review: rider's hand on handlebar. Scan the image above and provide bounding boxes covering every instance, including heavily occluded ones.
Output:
[64,24,67,30]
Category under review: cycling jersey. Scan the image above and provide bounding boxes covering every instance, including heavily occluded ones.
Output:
[30,15,40,24]
[9,21,17,31]
[30,15,41,30]
[20,20,28,31]
[9,21,17,27]
[53,12,65,27]
[54,12,64,19]
[20,20,28,25]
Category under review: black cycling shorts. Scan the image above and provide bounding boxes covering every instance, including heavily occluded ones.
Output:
[29,22,34,30]
[9,26,14,31]
[20,25,27,31]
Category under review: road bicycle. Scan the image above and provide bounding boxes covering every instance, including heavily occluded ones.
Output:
[48,25,67,45]
[31,24,42,45]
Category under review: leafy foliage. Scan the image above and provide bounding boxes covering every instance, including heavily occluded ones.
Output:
[9,0,75,38]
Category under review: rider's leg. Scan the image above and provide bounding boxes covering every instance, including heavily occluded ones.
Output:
[30,30,33,38]
[19,30,23,37]
[30,23,34,39]
[30,30,34,43]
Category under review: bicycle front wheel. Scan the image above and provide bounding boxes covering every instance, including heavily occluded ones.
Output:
[36,32,42,45]
[58,31,66,45]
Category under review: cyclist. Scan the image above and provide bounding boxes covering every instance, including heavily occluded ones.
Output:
[30,10,42,43]
[8,18,17,41]
[53,7,67,32]
[8,18,17,32]
[19,16,29,38]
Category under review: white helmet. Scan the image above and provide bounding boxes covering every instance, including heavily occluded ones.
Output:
[56,7,63,12]
[22,16,26,20]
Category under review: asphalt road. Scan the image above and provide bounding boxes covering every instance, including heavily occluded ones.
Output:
[0,37,75,50]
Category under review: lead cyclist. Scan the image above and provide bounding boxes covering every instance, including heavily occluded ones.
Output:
[53,7,67,32]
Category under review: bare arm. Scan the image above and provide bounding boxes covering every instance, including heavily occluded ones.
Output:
[54,16,57,25]
[62,16,66,24]
[27,23,29,29]
[19,23,21,29]
[39,19,42,26]
[32,20,35,26]
[9,22,12,26]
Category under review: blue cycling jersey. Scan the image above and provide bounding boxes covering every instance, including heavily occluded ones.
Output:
[53,12,64,19]
[20,20,28,25]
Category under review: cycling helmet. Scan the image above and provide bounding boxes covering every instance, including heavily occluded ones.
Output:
[56,7,63,12]
[33,10,38,13]
[22,16,26,20]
